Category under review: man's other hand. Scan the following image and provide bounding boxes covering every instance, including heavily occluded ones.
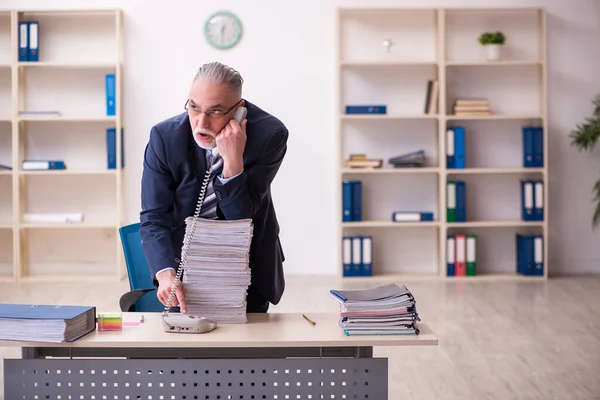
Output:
[156,269,187,313]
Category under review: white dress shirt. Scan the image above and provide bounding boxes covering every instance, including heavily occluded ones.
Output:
[155,147,243,278]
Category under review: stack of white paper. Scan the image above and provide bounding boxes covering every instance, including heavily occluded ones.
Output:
[181,217,253,323]
[329,283,420,336]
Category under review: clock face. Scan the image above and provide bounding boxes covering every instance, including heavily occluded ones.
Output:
[204,11,243,50]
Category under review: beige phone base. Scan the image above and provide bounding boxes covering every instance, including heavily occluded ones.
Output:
[161,314,217,334]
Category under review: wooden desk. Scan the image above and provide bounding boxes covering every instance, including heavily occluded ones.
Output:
[2,312,437,399]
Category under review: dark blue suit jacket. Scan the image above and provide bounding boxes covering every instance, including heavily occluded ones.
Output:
[139,100,288,305]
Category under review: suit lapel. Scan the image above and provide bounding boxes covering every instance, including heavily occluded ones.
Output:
[186,123,208,192]
[192,144,208,191]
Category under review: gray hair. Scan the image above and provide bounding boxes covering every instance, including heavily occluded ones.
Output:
[194,62,243,95]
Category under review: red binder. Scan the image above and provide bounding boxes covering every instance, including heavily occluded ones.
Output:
[455,234,466,276]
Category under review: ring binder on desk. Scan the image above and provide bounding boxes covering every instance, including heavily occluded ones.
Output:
[0,304,96,343]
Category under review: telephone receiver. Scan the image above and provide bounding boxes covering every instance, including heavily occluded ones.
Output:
[212,106,247,159]
[233,105,247,124]
[161,104,247,334]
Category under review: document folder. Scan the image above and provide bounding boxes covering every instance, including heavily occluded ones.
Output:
[18,22,29,61]
[0,304,96,343]
[330,283,420,336]
[28,21,39,61]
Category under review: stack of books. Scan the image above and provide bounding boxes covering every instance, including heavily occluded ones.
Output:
[329,283,420,335]
[181,217,254,323]
[345,154,383,169]
[452,98,491,116]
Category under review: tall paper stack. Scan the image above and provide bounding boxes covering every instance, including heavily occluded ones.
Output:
[330,283,420,335]
[181,217,254,323]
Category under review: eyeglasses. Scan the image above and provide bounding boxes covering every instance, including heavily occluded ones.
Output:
[184,99,242,119]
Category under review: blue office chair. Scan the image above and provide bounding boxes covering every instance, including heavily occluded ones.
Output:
[118,223,165,313]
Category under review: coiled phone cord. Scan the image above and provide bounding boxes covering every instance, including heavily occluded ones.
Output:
[162,157,215,315]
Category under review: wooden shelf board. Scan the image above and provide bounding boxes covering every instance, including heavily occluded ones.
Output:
[446,114,543,121]
[20,222,117,229]
[0,170,12,175]
[447,221,544,228]
[0,117,11,122]
[342,114,439,120]
[20,170,118,176]
[18,61,120,69]
[447,167,545,174]
[341,61,437,67]
[445,60,542,66]
[18,115,117,122]
[18,9,120,15]
[339,7,440,15]
[19,274,120,282]
[444,7,543,12]
[343,273,442,281]
[0,223,13,229]
[342,167,439,174]
[342,272,544,281]
[444,273,545,281]
[343,221,440,228]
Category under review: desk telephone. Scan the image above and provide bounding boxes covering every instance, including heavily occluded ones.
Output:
[161,105,248,334]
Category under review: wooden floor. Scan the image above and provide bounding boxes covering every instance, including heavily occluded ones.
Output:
[0,275,599,399]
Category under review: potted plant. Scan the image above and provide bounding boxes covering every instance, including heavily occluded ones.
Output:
[570,94,600,229]
[478,31,506,61]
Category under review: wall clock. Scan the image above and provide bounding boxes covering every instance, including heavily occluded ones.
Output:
[204,11,243,50]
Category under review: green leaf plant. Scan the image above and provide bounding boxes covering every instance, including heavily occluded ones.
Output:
[478,31,506,45]
[569,94,600,228]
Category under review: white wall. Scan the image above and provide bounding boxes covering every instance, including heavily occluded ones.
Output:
[5,0,600,276]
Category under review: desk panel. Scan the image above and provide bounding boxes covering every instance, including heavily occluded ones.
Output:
[5,358,388,399]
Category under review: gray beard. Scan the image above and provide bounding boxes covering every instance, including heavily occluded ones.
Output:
[190,121,216,150]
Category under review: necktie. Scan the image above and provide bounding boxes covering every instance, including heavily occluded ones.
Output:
[198,151,223,219]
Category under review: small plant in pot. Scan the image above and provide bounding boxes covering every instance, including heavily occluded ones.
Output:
[478,31,506,61]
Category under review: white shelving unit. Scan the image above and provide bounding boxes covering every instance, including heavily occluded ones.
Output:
[0,9,124,281]
[337,7,547,280]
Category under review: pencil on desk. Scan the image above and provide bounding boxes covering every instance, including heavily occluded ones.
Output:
[302,314,316,326]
